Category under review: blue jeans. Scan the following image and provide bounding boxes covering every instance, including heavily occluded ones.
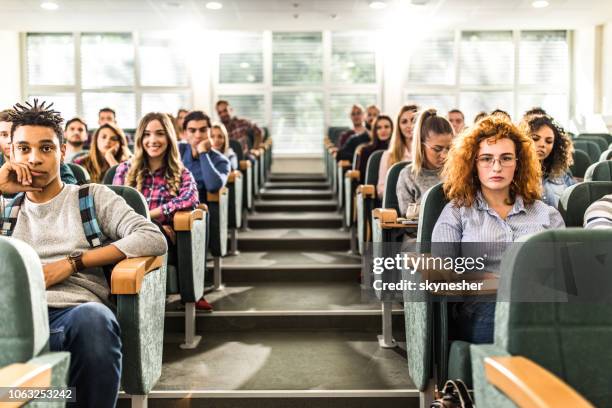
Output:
[48,303,122,408]
[452,301,495,344]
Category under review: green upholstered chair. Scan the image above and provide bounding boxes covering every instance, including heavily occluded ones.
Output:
[471,229,612,408]
[569,150,592,180]
[206,187,229,290]
[328,126,350,146]
[584,160,612,181]
[578,132,612,145]
[558,181,612,227]
[600,148,612,161]
[231,139,253,214]
[226,170,244,254]
[573,139,602,163]
[343,144,369,252]
[0,237,71,408]
[102,164,119,185]
[65,163,91,185]
[107,185,207,350]
[356,150,384,255]
[576,134,609,153]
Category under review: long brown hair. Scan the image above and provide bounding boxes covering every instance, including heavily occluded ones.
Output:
[211,122,230,154]
[388,105,418,167]
[125,112,183,196]
[82,122,131,182]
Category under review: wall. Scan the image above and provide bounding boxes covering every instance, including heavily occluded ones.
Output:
[0,31,22,108]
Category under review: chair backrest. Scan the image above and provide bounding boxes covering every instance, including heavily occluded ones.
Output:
[584,160,612,181]
[496,228,612,407]
[328,126,350,145]
[558,181,612,226]
[66,163,91,185]
[102,164,119,185]
[416,183,448,253]
[364,150,385,185]
[573,139,602,163]
[578,132,612,145]
[382,160,410,214]
[569,150,592,179]
[599,149,612,162]
[229,139,244,161]
[105,185,150,218]
[0,237,49,366]
[576,135,609,153]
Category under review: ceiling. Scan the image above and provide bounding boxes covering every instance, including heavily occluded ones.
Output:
[2,0,612,31]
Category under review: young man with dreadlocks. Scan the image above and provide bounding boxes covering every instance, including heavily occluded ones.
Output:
[0,100,167,408]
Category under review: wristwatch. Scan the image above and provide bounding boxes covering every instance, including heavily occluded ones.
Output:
[67,250,85,273]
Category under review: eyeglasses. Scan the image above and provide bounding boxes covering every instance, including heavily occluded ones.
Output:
[424,143,450,154]
[476,155,517,168]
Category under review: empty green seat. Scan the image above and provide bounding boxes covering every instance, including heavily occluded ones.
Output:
[356,150,384,255]
[584,160,612,181]
[66,162,91,185]
[573,139,602,163]
[578,132,612,145]
[569,150,592,179]
[576,134,609,153]
[600,148,612,161]
[558,181,612,226]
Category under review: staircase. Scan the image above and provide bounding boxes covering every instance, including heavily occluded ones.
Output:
[120,172,416,408]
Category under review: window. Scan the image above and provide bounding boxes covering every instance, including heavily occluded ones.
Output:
[329,93,378,127]
[81,33,134,88]
[405,94,456,116]
[217,95,266,126]
[139,33,189,87]
[331,32,376,85]
[27,94,77,121]
[82,92,136,128]
[460,31,514,86]
[218,32,263,84]
[272,92,324,154]
[407,32,455,86]
[273,32,323,86]
[26,34,74,86]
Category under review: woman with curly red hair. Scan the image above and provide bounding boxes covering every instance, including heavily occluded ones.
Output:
[432,115,565,344]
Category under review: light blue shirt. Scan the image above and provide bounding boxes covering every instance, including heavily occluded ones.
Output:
[431,191,565,273]
[542,171,575,208]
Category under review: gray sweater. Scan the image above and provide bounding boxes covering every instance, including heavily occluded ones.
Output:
[396,163,442,216]
[3,184,167,308]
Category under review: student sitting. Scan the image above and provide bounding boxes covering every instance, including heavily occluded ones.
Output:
[432,115,565,344]
[98,106,117,127]
[447,109,465,135]
[211,122,238,170]
[64,117,89,162]
[519,114,574,208]
[377,105,418,197]
[336,104,367,149]
[112,112,199,264]
[336,104,380,162]
[357,115,393,184]
[0,100,167,408]
[396,109,453,216]
[473,111,488,124]
[75,122,131,183]
[584,194,612,229]
[176,108,189,142]
[216,100,263,155]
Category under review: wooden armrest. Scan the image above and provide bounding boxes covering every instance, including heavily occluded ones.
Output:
[111,256,164,295]
[338,160,351,169]
[207,187,228,202]
[197,203,208,212]
[346,170,360,180]
[174,208,205,231]
[372,208,398,223]
[357,184,376,198]
[328,146,338,153]
[0,363,51,392]
[239,160,252,170]
[332,151,338,158]
[485,356,594,408]
[227,170,242,183]
[250,149,261,157]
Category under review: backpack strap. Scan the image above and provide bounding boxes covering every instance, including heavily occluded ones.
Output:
[1,193,25,237]
[78,185,104,248]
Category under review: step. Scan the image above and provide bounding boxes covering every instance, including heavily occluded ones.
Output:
[268,173,327,182]
[254,200,338,212]
[237,228,350,251]
[264,181,331,190]
[247,212,342,229]
[259,189,334,201]
[216,251,360,281]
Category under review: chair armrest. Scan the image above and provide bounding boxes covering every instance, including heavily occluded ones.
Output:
[372,208,418,230]
[174,208,205,232]
[111,256,165,295]
[250,149,261,157]
[240,160,252,170]
[207,187,229,202]
[485,356,594,408]
[346,170,360,180]
[0,363,52,389]
[227,170,242,183]
[338,160,351,169]
[357,184,376,198]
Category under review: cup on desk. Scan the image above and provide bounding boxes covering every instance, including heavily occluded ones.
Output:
[405,203,420,221]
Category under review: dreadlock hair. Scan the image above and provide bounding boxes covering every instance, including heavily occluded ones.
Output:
[8,99,64,144]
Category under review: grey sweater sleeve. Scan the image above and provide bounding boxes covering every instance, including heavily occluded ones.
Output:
[396,166,416,216]
[92,185,167,258]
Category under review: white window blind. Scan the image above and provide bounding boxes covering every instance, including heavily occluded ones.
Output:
[519,31,568,87]
[218,95,266,126]
[273,32,323,86]
[27,94,77,123]
[141,93,190,117]
[81,33,134,88]
[407,32,455,86]
[517,93,569,125]
[329,93,377,127]
[460,31,513,86]
[26,34,74,86]
[272,92,323,154]
[82,92,136,129]
[459,91,513,124]
[139,33,189,87]
[405,94,456,116]
[331,32,376,85]
[219,32,264,84]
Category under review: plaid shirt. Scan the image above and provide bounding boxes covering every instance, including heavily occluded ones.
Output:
[223,116,263,154]
[113,161,199,225]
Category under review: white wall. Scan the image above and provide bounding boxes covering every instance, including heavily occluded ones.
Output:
[0,31,22,109]
[602,22,612,129]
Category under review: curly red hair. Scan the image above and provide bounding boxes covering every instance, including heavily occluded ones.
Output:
[441,115,542,207]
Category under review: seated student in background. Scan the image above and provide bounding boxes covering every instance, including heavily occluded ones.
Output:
[179,111,230,311]
[64,117,89,162]
[447,109,465,135]
[396,109,453,217]
[336,104,367,149]
[0,100,167,408]
[2,108,77,185]
[584,194,612,229]
[211,122,238,171]
[432,115,565,344]
[524,106,547,117]
[176,108,189,142]
[75,122,131,183]
[113,112,199,265]
[336,105,379,162]
[491,109,511,121]
[98,107,117,127]
[519,114,574,208]
[473,111,488,124]
[216,100,263,155]
[357,115,393,184]
[365,104,381,132]
[377,105,418,197]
